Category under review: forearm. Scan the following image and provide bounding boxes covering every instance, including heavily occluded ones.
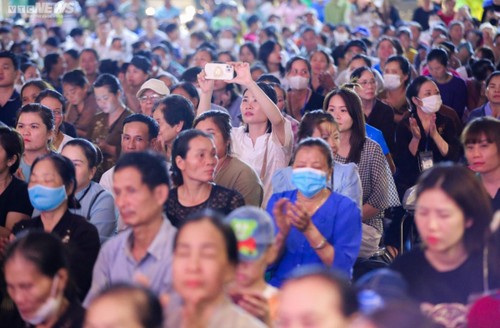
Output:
[408,137,420,156]
[432,133,449,157]
[303,225,334,266]
[362,203,381,221]
[197,89,213,117]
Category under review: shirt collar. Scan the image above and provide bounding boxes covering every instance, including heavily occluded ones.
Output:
[485,102,493,117]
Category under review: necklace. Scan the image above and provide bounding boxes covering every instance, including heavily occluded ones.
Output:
[299,189,330,215]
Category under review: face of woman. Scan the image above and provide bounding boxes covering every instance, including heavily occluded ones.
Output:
[273,86,286,112]
[23,66,41,82]
[354,70,376,101]
[62,83,88,106]
[22,85,42,106]
[287,60,310,79]
[80,51,99,76]
[84,296,145,328]
[267,45,282,65]
[241,89,268,125]
[16,112,52,152]
[195,119,228,159]
[415,81,440,106]
[28,158,67,191]
[61,145,94,192]
[173,219,234,305]
[5,256,62,323]
[310,52,328,75]
[239,46,256,64]
[465,135,500,175]
[415,188,470,254]
[39,97,63,132]
[377,40,396,62]
[384,61,406,84]
[293,145,331,176]
[427,59,447,81]
[326,95,353,133]
[94,86,120,114]
[311,122,340,154]
[177,136,218,183]
[193,50,212,68]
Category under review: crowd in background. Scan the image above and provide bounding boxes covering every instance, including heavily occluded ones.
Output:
[0,0,499,327]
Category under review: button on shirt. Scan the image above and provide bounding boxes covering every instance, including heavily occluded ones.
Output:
[84,217,177,306]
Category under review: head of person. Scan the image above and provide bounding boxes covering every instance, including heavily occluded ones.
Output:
[79,48,99,77]
[16,103,54,154]
[383,55,411,91]
[62,69,90,107]
[276,265,359,328]
[121,113,159,153]
[343,40,367,64]
[406,75,442,115]
[173,209,239,306]
[136,79,170,116]
[484,71,500,105]
[350,66,377,102]
[4,232,72,325]
[301,26,319,54]
[241,82,277,131]
[258,40,283,73]
[43,53,66,77]
[216,28,237,52]
[224,206,275,289]
[415,163,493,255]
[323,88,366,163]
[28,153,78,212]
[426,48,449,81]
[171,129,218,187]
[113,151,170,227]
[84,283,163,328]
[297,110,340,154]
[471,59,495,83]
[127,56,152,88]
[0,50,20,88]
[0,126,23,175]
[20,80,53,106]
[376,37,398,64]
[35,90,66,133]
[290,138,333,198]
[285,56,312,91]
[170,82,200,108]
[152,95,195,147]
[239,42,258,64]
[271,82,287,113]
[93,73,124,114]
[21,61,41,82]
[461,117,500,176]
[192,47,216,69]
[193,110,232,160]
[61,139,102,192]
[310,50,332,76]
[63,49,80,72]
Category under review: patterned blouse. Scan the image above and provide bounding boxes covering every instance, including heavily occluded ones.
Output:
[334,138,400,232]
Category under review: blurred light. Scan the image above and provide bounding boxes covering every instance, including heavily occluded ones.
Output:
[179,5,196,24]
[146,7,155,16]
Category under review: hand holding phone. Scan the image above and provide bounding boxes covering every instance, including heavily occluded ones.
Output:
[204,63,235,80]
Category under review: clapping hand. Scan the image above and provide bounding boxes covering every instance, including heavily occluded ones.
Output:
[409,117,421,140]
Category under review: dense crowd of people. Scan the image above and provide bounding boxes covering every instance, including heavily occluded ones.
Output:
[0,0,500,327]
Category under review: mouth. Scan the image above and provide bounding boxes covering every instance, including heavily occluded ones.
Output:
[23,138,31,143]
[184,280,202,288]
[426,236,439,246]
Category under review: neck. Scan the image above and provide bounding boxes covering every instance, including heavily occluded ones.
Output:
[267,63,280,73]
[424,242,469,272]
[178,181,212,204]
[361,98,375,116]
[435,73,450,84]
[131,216,163,251]
[40,204,68,232]
[339,130,351,149]
[185,293,227,327]
[481,166,500,191]
[0,172,12,191]
[36,298,69,328]
[489,102,500,117]
[248,123,268,144]
[76,181,91,194]
[48,71,59,81]
[24,148,50,166]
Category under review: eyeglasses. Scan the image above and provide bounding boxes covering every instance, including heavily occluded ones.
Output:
[138,95,162,103]
[358,80,376,87]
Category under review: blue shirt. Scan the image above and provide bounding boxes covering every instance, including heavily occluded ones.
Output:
[271,163,362,209]
[366,123,390,155]
[266,190,362,287]
[84,217,177,306]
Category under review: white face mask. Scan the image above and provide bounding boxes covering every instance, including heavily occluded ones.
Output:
[218,38,235,51]
[334,31,350,45]
[383,74,401,90]
[22,276,62,325]
[288,76,309,90]
[419,95,442,114]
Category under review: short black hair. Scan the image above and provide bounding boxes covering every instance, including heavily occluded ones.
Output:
[123,113,159,141]
[63,138,103,168]
[0,50,20,70]
[114,151,170,191]
[0,126,23,173]
[153,95,195,131]
[426,48,449,67]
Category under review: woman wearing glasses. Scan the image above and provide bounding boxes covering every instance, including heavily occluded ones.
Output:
[136,79,170,117]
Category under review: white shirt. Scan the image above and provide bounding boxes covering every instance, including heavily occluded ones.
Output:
[231,120,293,207]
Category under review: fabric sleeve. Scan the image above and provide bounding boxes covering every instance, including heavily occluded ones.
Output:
[271,167,294,195]
[8,179,33,216]
[83,240,113,307]
[232,169,263,207]
[335,163,363,209]
[89,191,117,243]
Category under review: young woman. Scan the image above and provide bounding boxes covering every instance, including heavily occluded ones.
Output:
[11,153,100,300]
[324,88,400,258]
[194,110,263,207]
[166,129,245,227]
[198,62,294,207]
[87,73,133,176]
[258,41,285,83]
[15,104,54,181]
[0,127,32,233]
[267,138,362,286]
[310,50,336,96]
[36,90,74,153]
[394,76,461,199]
[166,210,266,328]
[380,55,412,124]
[62,69,99,138]
[462,117,500,211]
[61,139,117,242]
[391,164,499,327]
[4,232,85,327]
[20,79,53,105]
[285,56,325,121]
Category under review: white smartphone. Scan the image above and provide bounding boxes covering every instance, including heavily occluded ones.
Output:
[204,63,235,80]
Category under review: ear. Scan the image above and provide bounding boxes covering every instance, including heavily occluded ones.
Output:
[175,155,185,171]
[149,137,158,147]
[153,184,169,205]
[411,96,421,107]
[174,121,184,133]
[6,154,17,169]
[89,167,97,180]
[56,268,69,296]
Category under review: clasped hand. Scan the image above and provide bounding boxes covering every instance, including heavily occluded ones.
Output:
[273,198,313,234]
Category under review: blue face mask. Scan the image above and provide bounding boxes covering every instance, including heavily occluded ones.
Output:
[28,185,67,212]
[291,168,328,198]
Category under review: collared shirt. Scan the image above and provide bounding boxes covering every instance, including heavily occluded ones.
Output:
[84,217,177,306]
[0,89,21,127]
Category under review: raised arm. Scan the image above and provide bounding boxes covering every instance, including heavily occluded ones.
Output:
[196,70,214,117]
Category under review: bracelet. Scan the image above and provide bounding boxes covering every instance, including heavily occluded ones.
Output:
[313,238,328,250]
